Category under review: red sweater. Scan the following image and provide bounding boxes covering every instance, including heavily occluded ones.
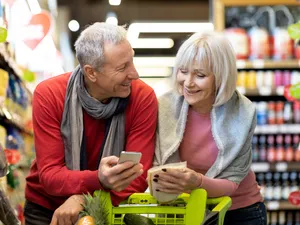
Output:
[25,72,158,211]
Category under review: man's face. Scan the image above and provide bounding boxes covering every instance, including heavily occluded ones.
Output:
[90,40,139,101]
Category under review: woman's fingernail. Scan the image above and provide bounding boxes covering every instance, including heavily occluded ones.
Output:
[162,168,167,172]
[156,189,160,192]
[154,174,159,178]
[153,178,158,182]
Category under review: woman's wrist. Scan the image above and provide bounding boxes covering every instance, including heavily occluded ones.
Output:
[196,173,203,188]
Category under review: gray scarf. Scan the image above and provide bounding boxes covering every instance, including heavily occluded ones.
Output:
[155,91,256,184]
[61,65,127,170]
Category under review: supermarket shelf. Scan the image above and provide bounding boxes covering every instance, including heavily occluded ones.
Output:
[254,124,300,134]
[0,43,32,96]
[237,86,284,96]
[236,60,300,69]
[0,107,33,136]
[265,200,299,211]
[252,162,300,172]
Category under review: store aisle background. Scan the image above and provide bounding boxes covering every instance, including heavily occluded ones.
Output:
[0,0,300,224]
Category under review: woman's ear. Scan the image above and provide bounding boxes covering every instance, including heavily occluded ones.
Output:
[83,65,97,82]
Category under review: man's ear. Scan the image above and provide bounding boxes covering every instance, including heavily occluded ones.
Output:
[83,65,97,82]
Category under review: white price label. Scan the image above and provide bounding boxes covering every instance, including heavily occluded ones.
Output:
[252,60,265,68]
[237,87,246,95]
[267,201,280,210]
[279,125,288,133]
[236,60,247,69]
[276,86,284,96]
[258,87,272,96]
[251,163,270,172]
[276,162,288,171]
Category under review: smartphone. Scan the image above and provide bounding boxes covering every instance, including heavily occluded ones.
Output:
[118,151,142,164]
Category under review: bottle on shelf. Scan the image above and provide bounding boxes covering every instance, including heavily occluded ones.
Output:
[272,172,282,201]
[259,135,267,162]
[267,135,276,163]
[284,135,294,162]
[252,135,259,162]
[281,172,290,200]
[265,172,274,201]
[289,172,299,193]
[276,135,285,162]
[256,173,265,197]
[278,211,286,225]
[286,211,294,225]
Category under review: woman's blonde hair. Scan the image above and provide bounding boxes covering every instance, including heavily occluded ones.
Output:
[173,31,237,106]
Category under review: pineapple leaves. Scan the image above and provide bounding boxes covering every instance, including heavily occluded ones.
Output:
[79,191,110,225]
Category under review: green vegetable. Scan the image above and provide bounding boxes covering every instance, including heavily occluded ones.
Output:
[123,214,155,225]
[288,21,300,40]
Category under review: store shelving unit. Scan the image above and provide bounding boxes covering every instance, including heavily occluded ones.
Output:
[213,0,300,32]
[212,0,300,217]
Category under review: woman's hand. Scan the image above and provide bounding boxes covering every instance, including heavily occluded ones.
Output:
[50,195,84,225]
[153,167,203,194]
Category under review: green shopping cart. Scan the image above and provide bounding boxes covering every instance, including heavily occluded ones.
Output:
[103,188,232,225]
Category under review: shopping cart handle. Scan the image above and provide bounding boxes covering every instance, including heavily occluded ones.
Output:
[207,196,232,225]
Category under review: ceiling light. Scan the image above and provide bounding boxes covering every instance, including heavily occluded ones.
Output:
[109,0,121,6]
[68,20,80,32]
[106,12,118,25]
[134,57,175,67]
[130,38,174,49]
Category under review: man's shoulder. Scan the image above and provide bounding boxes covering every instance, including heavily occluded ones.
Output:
[34,72,71,96]
[132,79,154,93]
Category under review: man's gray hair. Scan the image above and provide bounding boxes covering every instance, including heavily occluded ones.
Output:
[74,22,127,71]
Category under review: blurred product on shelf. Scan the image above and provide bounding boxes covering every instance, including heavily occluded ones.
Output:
[268,211,300,225]
[252,134,300,163]
[256,171,299,202]
[237,70,300,91]
[255,101,300,125]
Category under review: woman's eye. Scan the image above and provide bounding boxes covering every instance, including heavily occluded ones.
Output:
[180,69,188,74]
[196,73,206,78]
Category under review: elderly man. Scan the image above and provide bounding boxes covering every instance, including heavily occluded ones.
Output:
[24,22,157,225]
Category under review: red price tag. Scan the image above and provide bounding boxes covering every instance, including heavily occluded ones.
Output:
[288,191,300,205]
[4,149,21,165]
[284,85,296,102]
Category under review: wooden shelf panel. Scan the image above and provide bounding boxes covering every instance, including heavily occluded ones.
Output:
[219,0,300,6]
[255,124,300,134]
[265,200,299,211]
[237,86,284,96]
[252,162,300,172]
[236,60,300,69]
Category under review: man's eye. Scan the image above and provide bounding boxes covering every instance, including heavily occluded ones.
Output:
[118,66,126,71]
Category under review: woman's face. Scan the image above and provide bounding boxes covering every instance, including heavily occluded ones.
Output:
[177,64,216,112]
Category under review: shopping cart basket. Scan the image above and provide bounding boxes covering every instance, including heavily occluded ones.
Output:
[103,188,231,225]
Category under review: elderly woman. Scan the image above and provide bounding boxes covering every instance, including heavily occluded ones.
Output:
[153,32,267,225]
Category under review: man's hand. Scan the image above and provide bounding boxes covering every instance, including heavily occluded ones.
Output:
[50,195,84,225]
[98,156,143,192]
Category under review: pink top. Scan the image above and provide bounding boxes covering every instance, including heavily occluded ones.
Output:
[179,108,263,210]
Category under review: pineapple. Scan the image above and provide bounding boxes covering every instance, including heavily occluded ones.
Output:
[78,190,109,225]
